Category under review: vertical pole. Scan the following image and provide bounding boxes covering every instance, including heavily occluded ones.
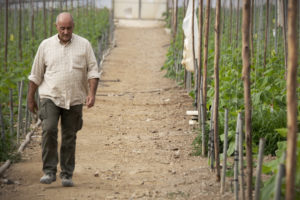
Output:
[234,113,240,200]
[198,0,205,156]
[31,0,35,56]
[213,0,221,182]
[17,81,24,144]
[250,0,254,61]
[229,0,232,44]
[242,0,253,199]
[274,164,285,200]
[238,113,245,200]
[50,0,54,36]
[9,89,14,136]
[43,0,47,38]
[235,0,240,48]
[263,0,269,68]
[254,138,265,200]
[173,0,178,41]
[4,0,8,71]
[275,0,278,54]
[18,0,23,61]
[282,0,288,77]
[203,0,211,128]
[209,103,214,170]
[220,108,229,194]
[0,104,5,141]
[286,0,298,199]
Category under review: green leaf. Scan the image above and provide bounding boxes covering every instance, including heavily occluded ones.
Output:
[275,128,288,138]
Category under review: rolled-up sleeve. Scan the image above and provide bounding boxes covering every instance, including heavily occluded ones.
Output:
[86,42,100,80]
[28,43,45,85]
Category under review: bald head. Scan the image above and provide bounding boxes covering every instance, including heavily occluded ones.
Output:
[56,12,74,44]
[56,12,74,25]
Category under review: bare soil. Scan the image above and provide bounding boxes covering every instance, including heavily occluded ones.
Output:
[0,27,234,200]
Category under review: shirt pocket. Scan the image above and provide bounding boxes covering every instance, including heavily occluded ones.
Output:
[72,55,86,70]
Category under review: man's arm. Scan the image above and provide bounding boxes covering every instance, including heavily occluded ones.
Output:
[86,78,99,108]
[28,81,39,114]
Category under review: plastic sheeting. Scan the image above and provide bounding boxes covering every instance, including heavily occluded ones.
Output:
[181,0,199,72]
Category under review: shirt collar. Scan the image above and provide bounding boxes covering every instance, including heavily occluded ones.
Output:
[55,34,74,46]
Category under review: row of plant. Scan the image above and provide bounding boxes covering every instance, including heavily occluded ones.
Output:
[162,4,299,199]
[0,3,111,162]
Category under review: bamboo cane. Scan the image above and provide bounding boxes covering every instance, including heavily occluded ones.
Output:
[17,81,24,144]
[18,0,23,61]
[213,0,221,182]
[0,104,5,141]
[254,138,265,200]
[242,0,253,199]
[24,96,29,135]
[9,89,14,136]
[281,0,287,77]
[238,113,245,200]
[263,0,270,69]
[235,0,240,48]
[275,0,278,54]
[50,0,54,36]
[220,108,229,194]
[234,114,240,200]
[4,0,8,71]
[274,164,285,200]
[209,103,214,170]
[285,0,298,199]
[203,0,211,123]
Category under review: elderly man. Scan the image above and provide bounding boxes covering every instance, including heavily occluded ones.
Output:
[28,12,99,187]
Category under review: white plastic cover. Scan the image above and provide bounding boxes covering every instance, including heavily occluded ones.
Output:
[181,0,199,72]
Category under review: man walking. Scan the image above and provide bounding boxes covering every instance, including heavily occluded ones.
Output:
[28,12,99,187]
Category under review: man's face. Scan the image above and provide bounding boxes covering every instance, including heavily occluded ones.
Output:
[56,18,74,44]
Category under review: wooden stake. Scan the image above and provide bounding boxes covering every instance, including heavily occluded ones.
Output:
[203,0,211,130]
[220,108,229,194]
[209,103,214,170]
[285,0,298,199]
[50,0,54,36]
[17,81,24,144]
[9,89,14,136]
[242,0,253,199]
[0,104,5,141]
[235,0,240,48]
[250,0,254,60]
[254,138,265,200]
[213,0,221,182]
[281,0,288,77]
[274,164,285,200]
[4,0,8,71]
[263,0,270,68]
[229,0,233,44]
[18,0,23,61]
[234,114,240,200]
[238,113,245,200]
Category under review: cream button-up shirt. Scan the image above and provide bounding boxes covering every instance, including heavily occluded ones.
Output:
[28,33,100,109]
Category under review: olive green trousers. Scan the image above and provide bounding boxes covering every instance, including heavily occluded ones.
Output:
[39,99,83,178]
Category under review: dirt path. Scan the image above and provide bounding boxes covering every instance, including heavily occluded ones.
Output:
[0,27,233,200]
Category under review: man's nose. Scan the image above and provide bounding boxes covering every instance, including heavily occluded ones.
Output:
[63,29,68,34]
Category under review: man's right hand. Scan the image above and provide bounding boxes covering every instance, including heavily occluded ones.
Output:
[28,98,38,114]
[27,81,39,114]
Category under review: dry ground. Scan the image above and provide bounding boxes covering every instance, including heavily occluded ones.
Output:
[0,27,234,200]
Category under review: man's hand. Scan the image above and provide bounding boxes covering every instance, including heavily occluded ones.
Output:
[28,81,39,114]
[87,78,99,108]
[86,95,95,108]
[28,97,38,114]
